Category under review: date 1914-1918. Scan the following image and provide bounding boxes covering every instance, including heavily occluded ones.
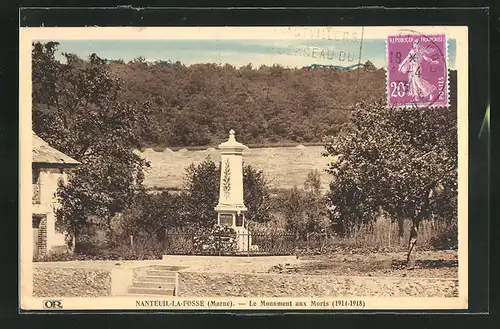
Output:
[248,299,366,308]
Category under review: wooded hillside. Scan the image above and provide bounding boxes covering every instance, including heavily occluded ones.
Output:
[107,60,387,147]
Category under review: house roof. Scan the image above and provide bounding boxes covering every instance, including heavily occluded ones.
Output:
[32,131,81,167]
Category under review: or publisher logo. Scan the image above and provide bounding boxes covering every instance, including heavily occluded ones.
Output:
[43,300,63,309]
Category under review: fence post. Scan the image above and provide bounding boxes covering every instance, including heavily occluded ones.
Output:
[218,231,221,256]
[164,227,168,255]
[130,235,134,247]
[388,222,391,248]
[247,232,250,256]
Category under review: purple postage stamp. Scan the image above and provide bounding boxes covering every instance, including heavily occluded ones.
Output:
[386,34,449,108]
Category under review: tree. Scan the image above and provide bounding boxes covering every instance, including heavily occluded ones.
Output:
[32,42,150,250]
[182,157,272,227]
[303,169,329,233]
[243,165,272,223]
[283,170,329,238]
[304,169,322,193]
[364,60,376,70]
[323,101,457,267]
[121,191,185,242]
[98,58,387,147]
[183,157,220,228]
[283,186,305,236]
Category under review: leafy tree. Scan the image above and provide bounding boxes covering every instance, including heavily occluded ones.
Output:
[121,191,185,242]
[364,60,376,70]
[283,170,329,238]
[105,59,388,147]
[304,169,322,193]
[323,100,457,267]
[283,186,307,236]
[183,157,220,228]
[39,52,459,149]
[243,165,272,223]
[32,42,150,250]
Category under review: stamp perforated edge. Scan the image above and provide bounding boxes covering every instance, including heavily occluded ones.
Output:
[385,33,450,109]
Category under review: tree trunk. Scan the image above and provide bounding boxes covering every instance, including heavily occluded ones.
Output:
[106,217,114,246]
[406,184,433,268]
[398,218,405,245]
[398,218,404,237]
[406,219,419,268]
[67,230,76,253]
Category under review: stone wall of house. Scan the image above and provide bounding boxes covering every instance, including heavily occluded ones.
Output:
[36,168,70,252]
[37,217,47,256]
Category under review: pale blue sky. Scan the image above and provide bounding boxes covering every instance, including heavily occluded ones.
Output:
[44,38,457,70]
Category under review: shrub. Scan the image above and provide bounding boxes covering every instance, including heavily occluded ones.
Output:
[33,249,77,262]
[430,219,458,250]
[192,224,237,255]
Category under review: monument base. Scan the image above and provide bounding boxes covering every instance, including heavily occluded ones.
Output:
[234,226,252,252]
[215,210,252,252]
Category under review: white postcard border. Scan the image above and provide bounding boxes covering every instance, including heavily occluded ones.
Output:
[19,25,469,311]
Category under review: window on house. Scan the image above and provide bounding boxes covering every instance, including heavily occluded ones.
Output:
[32,215,42,228]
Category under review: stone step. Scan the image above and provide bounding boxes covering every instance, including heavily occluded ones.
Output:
[146,270,177,277]
[150,265,186,271]
[128,287,175,296]
[132,281,176,289]
[137,275,176,283]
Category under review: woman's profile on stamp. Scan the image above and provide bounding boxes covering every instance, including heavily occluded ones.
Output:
[398,39,439,101]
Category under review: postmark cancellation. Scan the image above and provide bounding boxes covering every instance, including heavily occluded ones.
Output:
[386,34,449,108]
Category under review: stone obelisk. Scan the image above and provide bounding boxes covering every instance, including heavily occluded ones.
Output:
[215,129,250,251]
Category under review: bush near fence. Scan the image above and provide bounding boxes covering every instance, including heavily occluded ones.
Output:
[340,217,457,251]
[164,224,298,256]
[34,217,456,261]
[192,225,238,255]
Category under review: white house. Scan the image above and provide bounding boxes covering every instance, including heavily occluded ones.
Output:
[32,131,80,257]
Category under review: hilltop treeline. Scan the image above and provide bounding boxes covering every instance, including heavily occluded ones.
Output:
[34,44,457,148]
[107,60,386,147]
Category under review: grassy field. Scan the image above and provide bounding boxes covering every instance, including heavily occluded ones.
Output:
[137,145,335,191]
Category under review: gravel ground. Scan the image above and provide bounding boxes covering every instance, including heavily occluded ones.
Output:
[286,250,458,278]
[32,251,459,297]
[33,267,111,297]
[170,251,458,278]
[176,251,459,297]
[177,272,458,297]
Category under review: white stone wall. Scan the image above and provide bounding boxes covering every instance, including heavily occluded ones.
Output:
[234,227,252,251]
[37,168,68,251]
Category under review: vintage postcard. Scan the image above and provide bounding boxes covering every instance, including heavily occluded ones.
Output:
[20,26,468,311]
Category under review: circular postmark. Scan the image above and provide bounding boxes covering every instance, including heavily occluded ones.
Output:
[387,29,449,109]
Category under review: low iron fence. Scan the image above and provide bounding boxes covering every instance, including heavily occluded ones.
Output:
[164,231,330,256]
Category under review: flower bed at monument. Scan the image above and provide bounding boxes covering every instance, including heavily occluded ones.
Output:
[192,225,237,254]
[33,267,112,297]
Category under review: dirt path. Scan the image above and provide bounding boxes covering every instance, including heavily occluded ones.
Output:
[175,251,459,297]
[34,251,459,297]
[281,250,458,278]
[34,251,458,279]
[177,272,458,297]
